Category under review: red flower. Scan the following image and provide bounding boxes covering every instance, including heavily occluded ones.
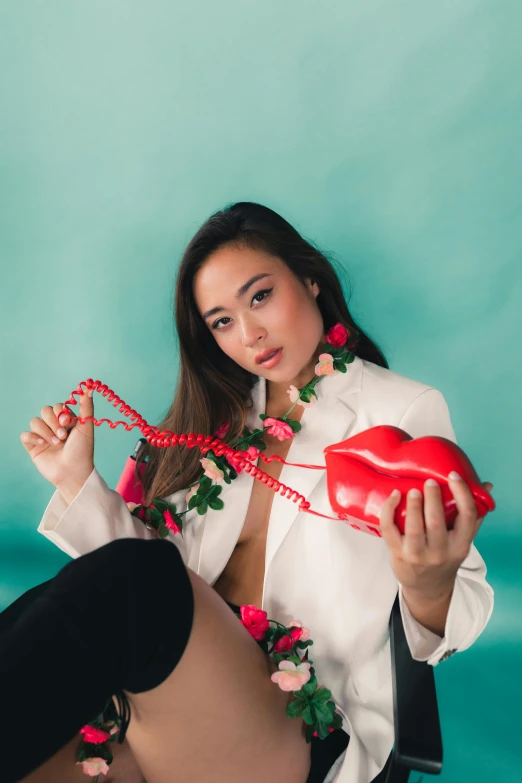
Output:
[240,605,270,641]
[215,422,229,439]
[79,725,111,744]
[290,627,303,644]
[163,509,181,534]
[325,323,350,348]
[274,634,294,653]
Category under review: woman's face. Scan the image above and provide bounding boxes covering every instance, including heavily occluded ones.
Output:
[193,243,324,384]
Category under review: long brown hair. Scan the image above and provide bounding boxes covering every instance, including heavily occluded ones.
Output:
[136,201,388,505]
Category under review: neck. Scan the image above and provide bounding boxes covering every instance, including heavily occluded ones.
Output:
[265,353,319,414]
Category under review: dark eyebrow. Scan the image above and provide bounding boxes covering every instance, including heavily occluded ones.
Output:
[201,273,272,321]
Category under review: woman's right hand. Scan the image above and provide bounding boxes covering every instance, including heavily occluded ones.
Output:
[20,388,96,502]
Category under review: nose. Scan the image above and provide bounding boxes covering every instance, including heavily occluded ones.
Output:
[238,314,267,348]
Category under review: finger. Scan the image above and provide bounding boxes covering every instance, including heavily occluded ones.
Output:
[379,489,403,551]
[20,431,46,452]
[41,405,68,442]
[447,472,478,553]
[423,479,449,554]
[55,387,95,437]
[76,384,95,438]
[53,403,76,429]
[29,417,62,446]
[403,488,427,558]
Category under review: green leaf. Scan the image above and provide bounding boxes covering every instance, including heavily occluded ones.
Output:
[314,687,332,702]
[313,701,333,722]
[286,698,305,718]
[301,705,314,725]
[152,498,168,512]
[199,476,212,492]
[167,503,177,515]
[208,498,224,511]
[296,639,313,649]
[286,419,302,433]
[333,361,347,373]
[259,413,268,421]
[223,474,231,484]
[188,494,199,510]
[300,675,318,697]
[288,654,302,665]
[316,721,330,740]
[149,507,163,523]
[196,502,208,515]
[331,712,343,731]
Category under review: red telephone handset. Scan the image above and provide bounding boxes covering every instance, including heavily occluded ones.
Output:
[63,379,495,537]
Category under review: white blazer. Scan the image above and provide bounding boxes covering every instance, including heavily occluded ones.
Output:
[37,356,494,783]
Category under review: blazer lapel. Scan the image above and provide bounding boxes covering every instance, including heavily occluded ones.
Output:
[197,356,364,587]
[263,364,361,577]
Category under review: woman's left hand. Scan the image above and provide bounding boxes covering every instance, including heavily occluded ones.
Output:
[380,474,494,600]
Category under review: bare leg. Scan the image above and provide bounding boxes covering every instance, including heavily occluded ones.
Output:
[120,569,311,783]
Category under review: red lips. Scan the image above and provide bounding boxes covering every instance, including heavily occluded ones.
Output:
[324,426,495,535]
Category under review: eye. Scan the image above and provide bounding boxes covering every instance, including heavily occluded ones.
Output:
[252,287,273,305]
[212,316,231,330]
[211,288,273,330]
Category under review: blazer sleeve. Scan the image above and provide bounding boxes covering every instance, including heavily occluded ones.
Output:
[37,467,188,563]
[396,388,494,666]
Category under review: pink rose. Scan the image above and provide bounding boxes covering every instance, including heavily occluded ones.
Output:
[325,323,350,347]
[263,417,294,441]
[240,605,270,641]
[76,757,110,777]
[287,385,315,408]
[200,457,224,481]
[163,509,181,534]
[79,725,111,744]
[271,661,311,692]
[315,353,336,376]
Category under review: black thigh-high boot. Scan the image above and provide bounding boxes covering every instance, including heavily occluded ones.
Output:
[0,538,194,783]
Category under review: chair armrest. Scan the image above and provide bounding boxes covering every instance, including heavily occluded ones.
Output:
[389,593,443,775]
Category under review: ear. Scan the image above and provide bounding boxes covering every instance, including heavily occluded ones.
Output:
[306,277,320,298]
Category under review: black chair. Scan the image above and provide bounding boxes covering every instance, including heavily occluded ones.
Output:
[385,594,443,782]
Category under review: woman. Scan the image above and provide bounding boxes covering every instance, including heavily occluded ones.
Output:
[10,202,494,783]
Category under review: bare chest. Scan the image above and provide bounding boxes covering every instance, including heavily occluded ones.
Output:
[212,431,296,608]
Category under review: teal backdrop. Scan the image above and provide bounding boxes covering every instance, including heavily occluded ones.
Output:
[1,1,520,780]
